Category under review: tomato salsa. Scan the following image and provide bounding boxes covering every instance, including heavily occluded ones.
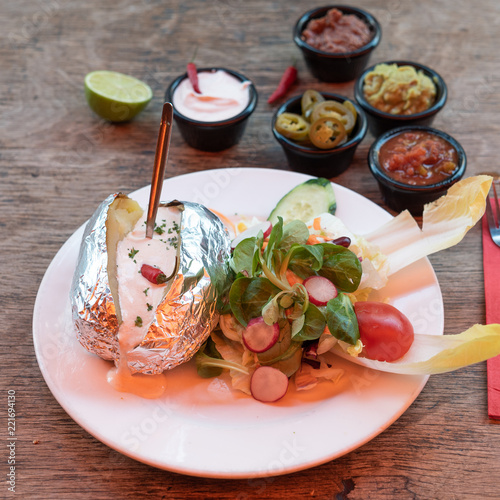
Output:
[301,8,372,53]
[378,130,458,186]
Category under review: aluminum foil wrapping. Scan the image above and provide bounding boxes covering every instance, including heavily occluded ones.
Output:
[70,194,231,374]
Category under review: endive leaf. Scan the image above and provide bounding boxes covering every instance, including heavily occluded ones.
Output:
[365,175,493,275]
[330,324,500,375]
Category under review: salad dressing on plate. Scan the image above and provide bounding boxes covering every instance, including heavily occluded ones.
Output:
[107,206,181,398]
[107,367,167,399]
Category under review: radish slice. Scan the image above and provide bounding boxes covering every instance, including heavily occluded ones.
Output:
[231,221,272,249]
[242,317,279,353]
[250,366,289,403]
[304,276,338,306]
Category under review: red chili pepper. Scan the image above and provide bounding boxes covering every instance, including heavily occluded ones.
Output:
[267,65,298,104]
[141,264,168,285]
[187,62,201,94]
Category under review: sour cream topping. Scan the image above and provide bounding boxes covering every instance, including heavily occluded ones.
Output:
[173,70,251,122]
[107,206,181,398]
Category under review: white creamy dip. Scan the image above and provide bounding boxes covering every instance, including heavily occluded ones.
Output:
[173,70,251,122]
[107,205,181,398]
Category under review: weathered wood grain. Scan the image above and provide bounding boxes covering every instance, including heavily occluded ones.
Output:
[1,0,500,498]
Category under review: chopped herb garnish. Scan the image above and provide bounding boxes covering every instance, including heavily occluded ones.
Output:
[135,316,143,327]
[154,223,166,235]
[167,221,181,235]
[166,236,179,249]
[143,288,149,296]
[128,248,139,259]
[146,303,153,311]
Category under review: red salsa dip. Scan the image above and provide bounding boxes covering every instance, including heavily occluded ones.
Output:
[301,8,372,53]
[378,130,459,186]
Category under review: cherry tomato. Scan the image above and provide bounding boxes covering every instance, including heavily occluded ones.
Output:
[354,301,414,362]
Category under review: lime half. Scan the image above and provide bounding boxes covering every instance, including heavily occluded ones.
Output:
[84,70,153,122]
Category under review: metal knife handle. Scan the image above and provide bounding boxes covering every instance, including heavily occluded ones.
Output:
[146,102,174,239]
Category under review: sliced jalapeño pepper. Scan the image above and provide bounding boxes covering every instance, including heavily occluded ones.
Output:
[342,100,357,124]
[301,90,325,122]
[309,117,346,150]
[310,101,355,134]
[275,112,310,141]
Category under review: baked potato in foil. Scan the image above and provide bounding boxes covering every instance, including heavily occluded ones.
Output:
[70,193,231,375]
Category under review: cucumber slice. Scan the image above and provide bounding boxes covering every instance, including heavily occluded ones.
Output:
[268,178,336,225]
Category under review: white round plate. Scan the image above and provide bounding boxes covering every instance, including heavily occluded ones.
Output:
[33,168,443,478]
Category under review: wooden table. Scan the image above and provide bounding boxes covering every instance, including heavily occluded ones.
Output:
[2,0,500,498]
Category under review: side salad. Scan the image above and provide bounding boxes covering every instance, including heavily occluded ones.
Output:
[196,176,500,403]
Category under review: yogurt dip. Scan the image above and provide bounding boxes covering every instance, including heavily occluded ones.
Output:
[173,69,251,122]
[107,205,181,398]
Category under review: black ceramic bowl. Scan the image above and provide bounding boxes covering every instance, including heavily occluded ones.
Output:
[355,61,448,137]
[293,6,381,83]
[165,68,258,152]
[368,125,466,214]
[272,92,367,177]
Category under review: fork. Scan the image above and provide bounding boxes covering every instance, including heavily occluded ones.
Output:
[485,179,500,247]
[484,177,500,420]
